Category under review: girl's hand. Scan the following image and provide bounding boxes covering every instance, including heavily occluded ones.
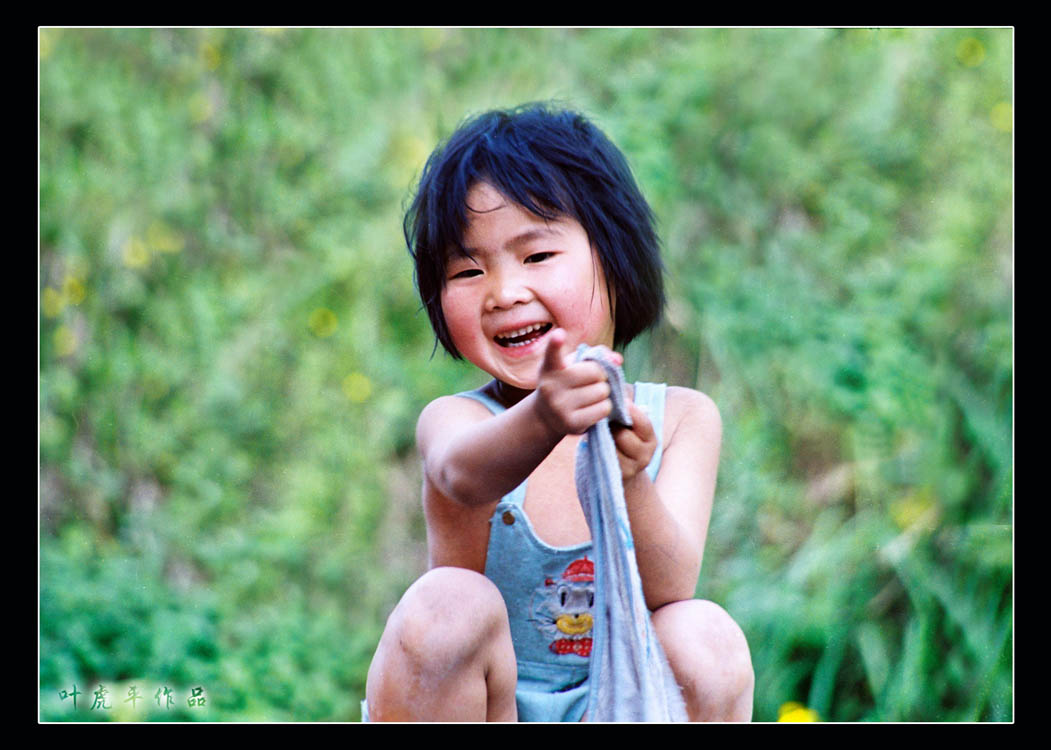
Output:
[612,400,658,483]
[533,328,621,437]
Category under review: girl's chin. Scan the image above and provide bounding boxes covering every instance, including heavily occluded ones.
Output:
[489,365,539,393]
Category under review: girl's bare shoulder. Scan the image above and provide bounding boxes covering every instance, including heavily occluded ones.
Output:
[663,385,722,447]
[415,390,496,452]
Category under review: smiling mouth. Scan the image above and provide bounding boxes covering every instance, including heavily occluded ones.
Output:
[494,323,553,348]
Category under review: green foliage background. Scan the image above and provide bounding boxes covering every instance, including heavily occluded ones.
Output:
[39,28,1012,722]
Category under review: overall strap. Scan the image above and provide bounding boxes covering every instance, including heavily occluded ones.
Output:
[455,387,506,415]
[455,387,526,505]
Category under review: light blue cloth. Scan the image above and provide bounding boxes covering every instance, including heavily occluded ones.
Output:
[472,376,673,722]
[574,345,688,722]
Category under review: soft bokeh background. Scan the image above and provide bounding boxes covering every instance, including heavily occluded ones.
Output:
[39,27,1012,722]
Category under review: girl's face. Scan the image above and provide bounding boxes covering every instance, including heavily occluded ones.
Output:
[440,182,616,391]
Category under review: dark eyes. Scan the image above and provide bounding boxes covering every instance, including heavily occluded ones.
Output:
[449,268,482,280]
[448,252,554,280]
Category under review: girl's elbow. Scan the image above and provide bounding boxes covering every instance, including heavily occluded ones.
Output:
[435,464,492,507]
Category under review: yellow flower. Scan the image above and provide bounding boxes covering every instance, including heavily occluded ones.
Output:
[122,236,150,268]
[778,701,819,722]
[889,487,939,532]
[420,28,448,53]
[53,324,78,357]
[63,276,86,305]
[990,101,1013,133]
[389,132,430,172]
[956,37,985,67]
[307,308,338,338]
[189,91,215,125]
[385,131,432,189]
[200,41,222,71]
[40,29,57,60]
[146,221,185,254]
[42,287,65,318]
[342,372,373,404]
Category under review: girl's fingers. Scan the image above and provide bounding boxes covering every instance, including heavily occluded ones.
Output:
[572,379,612,409]
[613,404,656,460]
[570,399,614,433]
[562,360,610,388]
[626,401,655,440]
[540,328,568,375]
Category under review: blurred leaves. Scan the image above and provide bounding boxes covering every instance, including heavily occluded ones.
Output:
[39,28,1011,721]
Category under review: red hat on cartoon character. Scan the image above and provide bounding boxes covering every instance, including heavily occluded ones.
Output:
[562,557,594,583]
[544,557,594,587]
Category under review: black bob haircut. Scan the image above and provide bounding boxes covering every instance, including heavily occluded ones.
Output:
[404,102,665,360]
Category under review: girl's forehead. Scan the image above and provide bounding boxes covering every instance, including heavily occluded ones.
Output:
[461,184,578,246]
[464,181,508,213]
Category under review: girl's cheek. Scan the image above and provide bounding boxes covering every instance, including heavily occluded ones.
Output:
[440,293,476,344]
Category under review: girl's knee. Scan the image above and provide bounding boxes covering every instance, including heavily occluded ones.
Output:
[652,599,754,721]
[403,566,507,624]
[382,567,510,665]
[657,599,750,662]
[367,567,516,721]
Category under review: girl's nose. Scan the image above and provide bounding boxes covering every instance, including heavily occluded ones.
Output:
[485,269,532,310]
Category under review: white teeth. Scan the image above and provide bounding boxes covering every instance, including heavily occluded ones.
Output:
[495,323,550,347]
[502,324,545,338]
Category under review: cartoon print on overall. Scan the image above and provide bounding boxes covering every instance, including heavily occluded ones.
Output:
[530,557,596,657]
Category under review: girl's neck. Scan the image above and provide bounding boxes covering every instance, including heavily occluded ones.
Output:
[486,379,533,409]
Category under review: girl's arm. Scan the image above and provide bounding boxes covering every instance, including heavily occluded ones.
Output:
[416,391,559,507]
[416,328,618,507]
[614,388,722,610]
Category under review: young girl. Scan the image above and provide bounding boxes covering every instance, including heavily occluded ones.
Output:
[364,104,753,722]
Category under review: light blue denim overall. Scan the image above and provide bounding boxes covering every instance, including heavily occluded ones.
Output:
[465,381,667,722]
[361,382,666,722]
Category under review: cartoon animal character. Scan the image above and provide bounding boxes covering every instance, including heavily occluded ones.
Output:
[531,557,595,657]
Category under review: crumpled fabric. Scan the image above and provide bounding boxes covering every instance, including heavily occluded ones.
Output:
[574,345,688,722]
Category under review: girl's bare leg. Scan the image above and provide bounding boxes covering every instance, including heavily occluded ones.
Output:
[651,599,754,722]
[365,567,518,722]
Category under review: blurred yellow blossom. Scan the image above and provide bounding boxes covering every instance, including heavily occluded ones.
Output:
[307,308,338,338]
[63,276,87,305]
[342,372,373,403]
[990,101,1012,133]
[122,236,150,268]
[53,325,79,357]
[146,221,185,254]
[420,28,448,53]
[189,91,215,125]
[40,29,57,60]
[200,41,222,71]
[42,287,65,318]
[66,254,90,280]
[956,37,985,67]
[388,132,431,176]
[889,487,939,532]
[778,701,819,722]
[382,129,433,192]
